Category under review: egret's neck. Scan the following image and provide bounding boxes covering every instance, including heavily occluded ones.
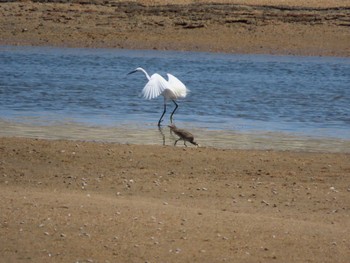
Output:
[139,68,151,80]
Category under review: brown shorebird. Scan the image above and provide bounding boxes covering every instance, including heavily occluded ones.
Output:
[168,124,198,147]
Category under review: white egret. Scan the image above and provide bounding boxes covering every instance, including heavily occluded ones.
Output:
[128,67,189,126]
[168,124,198,147]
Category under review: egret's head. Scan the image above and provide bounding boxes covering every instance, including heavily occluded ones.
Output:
[127,67,143,75]
[127,69,137,75]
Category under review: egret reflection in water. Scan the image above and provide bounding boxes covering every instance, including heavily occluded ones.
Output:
[158,126,166,146]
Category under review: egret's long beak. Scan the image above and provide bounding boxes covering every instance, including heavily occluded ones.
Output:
[127,69,137,75]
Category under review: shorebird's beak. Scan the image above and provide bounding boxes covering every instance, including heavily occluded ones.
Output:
[127,69,137,75]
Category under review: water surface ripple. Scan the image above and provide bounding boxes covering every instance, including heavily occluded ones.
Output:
[1,46,349,152]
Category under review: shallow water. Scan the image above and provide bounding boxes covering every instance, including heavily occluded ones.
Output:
[0,46,349,152]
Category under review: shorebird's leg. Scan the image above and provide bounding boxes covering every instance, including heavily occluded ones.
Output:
[170,100,178,124]
[174,138,181,146]
[184,141,188,147]
[158,102,167,126]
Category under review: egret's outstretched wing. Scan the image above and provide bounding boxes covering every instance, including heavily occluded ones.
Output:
[167,73,189,99]
[142,73,169,100]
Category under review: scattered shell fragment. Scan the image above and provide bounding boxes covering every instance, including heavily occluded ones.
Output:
[261,200,270,206]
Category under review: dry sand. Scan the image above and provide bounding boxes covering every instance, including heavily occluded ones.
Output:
[1,137,350,262]
[0,0,350,56]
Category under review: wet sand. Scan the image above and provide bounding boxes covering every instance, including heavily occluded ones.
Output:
[1,120,350,153]
[1,137,350,262]
[0,0,350,56]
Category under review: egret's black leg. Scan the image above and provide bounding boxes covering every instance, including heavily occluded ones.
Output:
[170,100,178,124]
[158,102,166,126]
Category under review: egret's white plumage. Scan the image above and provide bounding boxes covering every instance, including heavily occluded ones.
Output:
[128,67,189,126]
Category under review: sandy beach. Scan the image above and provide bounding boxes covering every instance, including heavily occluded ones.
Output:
[1,137,350,262]
[1,0,350,262]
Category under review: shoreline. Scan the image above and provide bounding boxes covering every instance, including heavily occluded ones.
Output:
[1,112,350,153]
[1,123,350,154]
[1,1,349,57]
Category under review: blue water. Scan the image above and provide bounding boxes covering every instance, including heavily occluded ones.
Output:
[0,46,349,151]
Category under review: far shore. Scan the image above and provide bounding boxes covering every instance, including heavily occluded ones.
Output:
[0,0,349,56]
